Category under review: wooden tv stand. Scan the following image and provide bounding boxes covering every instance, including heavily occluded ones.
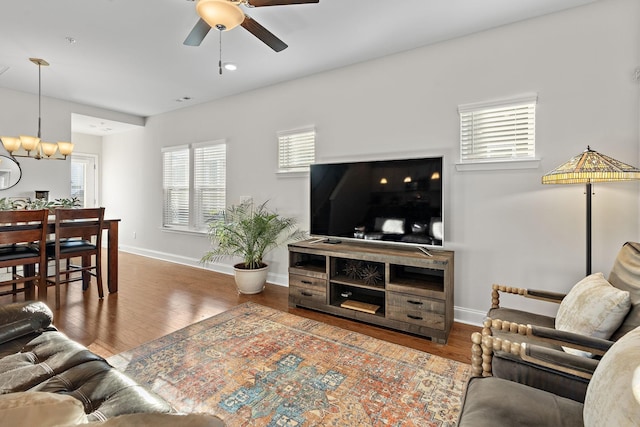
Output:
[288,239,454,343]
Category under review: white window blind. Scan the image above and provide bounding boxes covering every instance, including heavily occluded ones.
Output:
[70,161,86,207]
[278,127,316,172]
[194,143,226,230]
[162,141,226,231]
[162,147,190,228]
[459,95,536,162]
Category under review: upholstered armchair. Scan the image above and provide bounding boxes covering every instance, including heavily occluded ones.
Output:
[470,241,640,402]
[459,325,640,427]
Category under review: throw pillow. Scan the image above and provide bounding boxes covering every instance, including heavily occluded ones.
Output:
[583,325,640,426]
[0,391,88,426]
[555,272,631,357]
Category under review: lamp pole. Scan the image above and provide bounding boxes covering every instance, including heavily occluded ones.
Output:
[586,182,592,276]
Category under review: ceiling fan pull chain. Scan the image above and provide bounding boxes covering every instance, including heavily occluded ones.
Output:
[218,27,223,75]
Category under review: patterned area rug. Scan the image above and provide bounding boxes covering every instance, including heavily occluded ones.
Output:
[108,302,471,426]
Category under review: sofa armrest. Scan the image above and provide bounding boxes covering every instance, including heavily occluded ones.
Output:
[470,319,613,377]
[0,301,53,345]
[529,325,613,356]
[520,342,600,379]
[84,412,226,426]
[490,284,565,308]
[525,289,566,303]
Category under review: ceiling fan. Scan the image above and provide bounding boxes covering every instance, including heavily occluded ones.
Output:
[184,0,319,53]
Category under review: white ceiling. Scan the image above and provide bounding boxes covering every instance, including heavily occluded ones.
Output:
[1,0,597,135]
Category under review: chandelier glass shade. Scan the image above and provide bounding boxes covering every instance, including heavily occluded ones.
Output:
[196,0,245,31]
[0,58,74,160]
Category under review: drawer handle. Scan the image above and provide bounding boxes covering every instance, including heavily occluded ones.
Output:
[301,280,313,285]
[407,314,423,320]
[407,300,423,306]
[301,291,313,297]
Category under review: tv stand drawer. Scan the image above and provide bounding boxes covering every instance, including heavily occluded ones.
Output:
[289,274,326,290]
[386,292,445,330]
[289,284,326,306]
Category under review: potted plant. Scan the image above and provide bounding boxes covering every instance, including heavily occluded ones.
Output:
[201,200,306,294]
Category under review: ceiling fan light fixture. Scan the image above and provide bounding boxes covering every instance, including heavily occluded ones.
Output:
[196,0,244,31]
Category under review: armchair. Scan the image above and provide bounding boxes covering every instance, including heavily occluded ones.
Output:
[471,241,640,402]
[459,325,640,427]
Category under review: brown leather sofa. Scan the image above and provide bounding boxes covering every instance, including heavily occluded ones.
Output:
[0,300,224,426]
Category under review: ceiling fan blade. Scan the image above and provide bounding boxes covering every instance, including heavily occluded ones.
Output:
[184,18,211,46]
[241,16,288,52]
[247,0,319,7]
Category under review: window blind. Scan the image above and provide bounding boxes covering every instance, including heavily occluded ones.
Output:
[459,96,536,162]
[70,161,86,206]
[194,143,226,230]
[162,147,189,228]
[278,127,316,172]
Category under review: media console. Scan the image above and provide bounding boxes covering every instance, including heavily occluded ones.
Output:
[288,239,454,343]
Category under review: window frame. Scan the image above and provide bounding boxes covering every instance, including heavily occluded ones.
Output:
[458,94,537,165]
[277,126,316,173]
[162,140,226,232]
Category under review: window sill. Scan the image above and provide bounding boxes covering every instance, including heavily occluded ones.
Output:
[276,170,309,178]
[161,226,207,237]
[455,158,541,172]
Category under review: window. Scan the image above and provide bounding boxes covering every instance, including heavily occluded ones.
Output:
[71,154,98,208]
[277,127,316,172]
[459,95,536,163]
[162,141,226,231]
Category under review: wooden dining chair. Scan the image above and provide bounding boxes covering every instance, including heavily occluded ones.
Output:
[45,207,105,309]
[0,209,48,301]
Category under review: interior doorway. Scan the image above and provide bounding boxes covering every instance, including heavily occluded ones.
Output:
[71,154,98,208]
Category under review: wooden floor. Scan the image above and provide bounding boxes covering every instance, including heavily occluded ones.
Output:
[0,252,479,364]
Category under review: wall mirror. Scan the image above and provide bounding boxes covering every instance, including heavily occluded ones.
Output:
[0,155,22,190]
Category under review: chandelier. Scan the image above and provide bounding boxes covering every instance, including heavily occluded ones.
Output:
[0,58,74,160]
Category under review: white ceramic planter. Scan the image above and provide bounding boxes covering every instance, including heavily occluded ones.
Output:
[233,263,268,294]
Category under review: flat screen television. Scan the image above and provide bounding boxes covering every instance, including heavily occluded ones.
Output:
[310,156,444,247]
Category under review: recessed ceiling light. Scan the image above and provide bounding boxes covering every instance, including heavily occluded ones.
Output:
[176,96,192,102]
[223,63,237,71]
[65,36,77,44]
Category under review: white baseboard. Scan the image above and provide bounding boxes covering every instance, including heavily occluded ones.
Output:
[118,245,289,287]
[454,306,485,327]
[119,244,483,324]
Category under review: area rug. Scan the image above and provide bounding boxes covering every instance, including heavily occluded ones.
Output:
[108,302,471,426]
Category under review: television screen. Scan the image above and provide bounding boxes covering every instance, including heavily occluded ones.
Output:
[310,156,443,247]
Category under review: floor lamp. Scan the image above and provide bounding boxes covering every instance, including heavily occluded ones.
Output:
[542,146,640,276]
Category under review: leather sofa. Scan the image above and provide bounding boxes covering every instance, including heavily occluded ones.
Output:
[0,300,224,426]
